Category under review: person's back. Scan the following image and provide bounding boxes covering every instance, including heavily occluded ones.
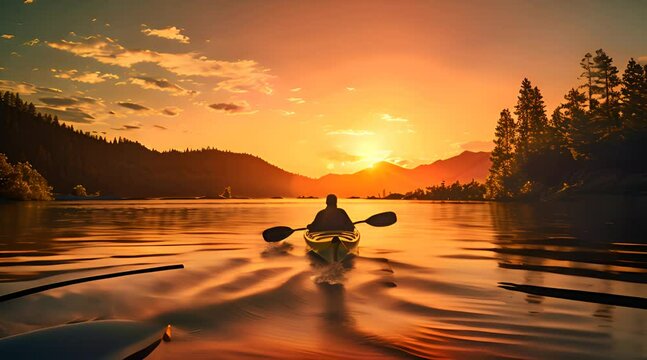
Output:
[307,194,354,232]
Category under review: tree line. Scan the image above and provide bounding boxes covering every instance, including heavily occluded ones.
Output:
[0,91,309,198]
[385,180,486,200]
[486,50,647,199]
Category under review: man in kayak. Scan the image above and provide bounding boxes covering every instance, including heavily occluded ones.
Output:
[307,194,355,232]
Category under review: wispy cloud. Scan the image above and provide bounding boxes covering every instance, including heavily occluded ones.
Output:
[154,124,167,130]
[24,0,34,4]
[160,106,182,116]
[386,157,412,168]
[48,34,274,94]
[36,95,106,123]
[290,87,301,92]
[51,69,119,84]
[117,101,150,111]
[326,129,374,136]
[129,76,196,96]
[208,101,254,114]
[112,122,143,131]
[346,87,356,91]
[141,25,190,44]
[37,106,95,123]
[287,97,305,104]
[1,34,14,40]
[23,38,40,46]
[381,113,408,122]
[39,96,99,107]
[0,80,62,95]
[456,140,494,152]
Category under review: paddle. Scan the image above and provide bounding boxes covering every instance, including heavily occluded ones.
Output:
[0,264,184,303]
[262,211,397,242]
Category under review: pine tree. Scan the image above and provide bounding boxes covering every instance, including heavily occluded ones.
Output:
[548,106,569,153]
[592,49,621,134]
[514,79,549,162]
[562,89,591,159]
[621,58,647,132]
[514,78,533,162]
[486,109,516,199]
[579,52,599,111]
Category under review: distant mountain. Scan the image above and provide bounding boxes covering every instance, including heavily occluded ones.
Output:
[304,151,491,197]
[1,91,490,198]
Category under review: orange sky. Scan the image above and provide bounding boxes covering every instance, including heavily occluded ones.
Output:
[1,1,645,177]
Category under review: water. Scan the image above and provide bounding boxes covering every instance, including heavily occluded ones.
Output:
[0,199,645,359]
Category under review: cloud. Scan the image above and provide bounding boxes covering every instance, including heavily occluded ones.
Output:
[36,106,95,123]
[458,140,494,152]
[381,113,408,122]
[290,87,301,92]
[48,34,274,94]
[346,87,356,91]
[129,76,196,96]
[322,150,362,163]
[39,96,99,106]
[23,38,40,46]
[154,124,167,130]
[387,158,412,168]
[281,110,295,116]
[36,95,105,123]
[24,0,34,4]
[117,101,150,111]
[326,129,375,136]
[208,101,251,114]
[638,56,647,65]
[51,69,119,84]
[160,106,182,116]
[112,122,142,131]
[0,80,61,95]
[1,34,14,39]
[287,97,305,104]
[141,26,190,44]
[36,86,63,94]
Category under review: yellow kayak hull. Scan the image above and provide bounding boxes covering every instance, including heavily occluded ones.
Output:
[304,229,360,262]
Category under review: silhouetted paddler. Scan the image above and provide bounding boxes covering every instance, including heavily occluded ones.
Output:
[307,194,355,232]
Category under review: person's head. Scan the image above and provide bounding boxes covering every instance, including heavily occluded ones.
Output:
[326,194,337,207]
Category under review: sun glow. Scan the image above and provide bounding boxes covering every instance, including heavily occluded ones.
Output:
[353,141,391,168]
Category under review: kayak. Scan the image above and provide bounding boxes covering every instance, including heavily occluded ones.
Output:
[0,320,169,359]
[304,229,360,262]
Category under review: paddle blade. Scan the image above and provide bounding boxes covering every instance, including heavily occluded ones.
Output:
[365,211,397,227]
[262,226,295,242]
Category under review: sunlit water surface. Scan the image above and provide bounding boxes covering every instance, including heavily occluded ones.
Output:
[0,199,645,359]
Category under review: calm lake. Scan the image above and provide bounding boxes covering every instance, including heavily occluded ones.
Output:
[0,199,645,359]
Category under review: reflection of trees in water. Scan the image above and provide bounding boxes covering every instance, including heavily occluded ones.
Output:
[489,198,647,318]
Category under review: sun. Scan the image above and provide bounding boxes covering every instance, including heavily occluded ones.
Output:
[353,141,391,168]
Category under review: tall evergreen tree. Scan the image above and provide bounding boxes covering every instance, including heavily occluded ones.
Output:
[592,49,621,133]
[562,89,591,160]
[514,78,534,162]
[486,109,516,199]
[579,52,599,111]
[548,106,569,153]
[514,79,549,162]
[621,58,647,131]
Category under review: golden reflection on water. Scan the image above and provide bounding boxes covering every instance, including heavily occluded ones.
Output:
[0,199,646,359]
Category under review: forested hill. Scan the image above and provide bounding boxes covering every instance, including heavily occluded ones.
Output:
[0,91,314,198]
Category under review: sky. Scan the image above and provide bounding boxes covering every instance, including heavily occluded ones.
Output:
[0,0,645,177]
